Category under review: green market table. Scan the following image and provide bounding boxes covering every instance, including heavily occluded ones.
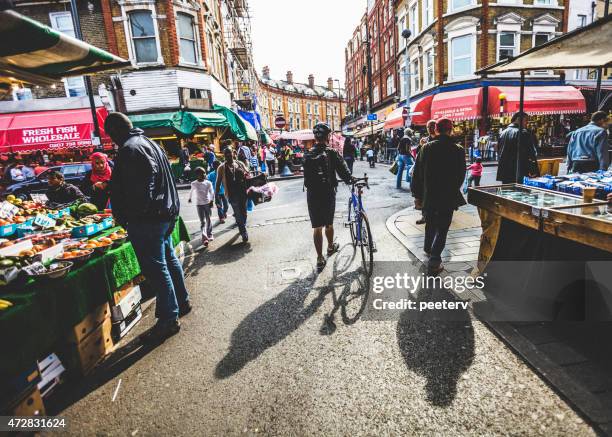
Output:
[0,217,190,379]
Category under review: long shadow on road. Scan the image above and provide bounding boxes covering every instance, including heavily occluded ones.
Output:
[396,277,475,407]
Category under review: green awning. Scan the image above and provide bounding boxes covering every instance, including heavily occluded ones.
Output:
[213,104,259,141]
[260,131,273,144]
[0,10,131,85]
[129,112,176,131]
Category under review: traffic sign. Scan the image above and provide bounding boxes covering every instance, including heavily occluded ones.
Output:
[275,115,287,129]
[367,113,377,121]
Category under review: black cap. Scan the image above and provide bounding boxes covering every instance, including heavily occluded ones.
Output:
[313,122,332,139]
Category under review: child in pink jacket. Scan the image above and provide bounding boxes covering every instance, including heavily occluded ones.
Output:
[467,157,483,187]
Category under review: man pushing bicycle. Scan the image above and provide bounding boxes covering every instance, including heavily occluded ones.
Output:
[303,123,354,272]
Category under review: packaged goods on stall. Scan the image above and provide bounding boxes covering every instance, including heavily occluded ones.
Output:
[523,171,612,200]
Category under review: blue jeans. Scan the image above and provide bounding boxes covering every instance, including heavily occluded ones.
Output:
[216,194,229,220]
[229,196,248,236]
[396,154,413,188]
[127,220,190,324]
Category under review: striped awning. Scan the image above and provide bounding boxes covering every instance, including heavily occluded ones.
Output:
[0,10,130,85]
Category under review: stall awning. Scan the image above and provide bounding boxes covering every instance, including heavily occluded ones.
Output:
[213,105,258,141]
[478,15,612,74]
[0,107,110,153]
[279,129,315,141]
[431,88,483,121]
[353,121,385,138]
[487,86,586,116]
[384,107,408,130]
[409,94,434,126]
[0,10,131,85]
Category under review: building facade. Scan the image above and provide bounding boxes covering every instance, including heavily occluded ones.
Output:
[257,67,346,132]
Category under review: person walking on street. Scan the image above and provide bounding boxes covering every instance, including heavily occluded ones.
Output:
[204,145,216,171]
[566,111,610,173]
[466,157,483,187]
[265,145,276,176]
[208,161,228,224]
[179,143,190,183]
[343,137,357,174]
[412,120,438,225]
[216,146,250,242]
[189,167,215,247]
[366,147,375,168]
[496,112,539,183]
[82,152,113,211]
[396,128,414,189]
[303,123,353,272]
[105,112,190,341]
[412,118,466,275]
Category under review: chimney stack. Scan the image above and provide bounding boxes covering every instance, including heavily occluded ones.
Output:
[308,74,315,88]
[286,71,293,84]
[262,66,270,79]
[327,77,334,91]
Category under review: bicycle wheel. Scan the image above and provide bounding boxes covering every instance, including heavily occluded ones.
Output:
[347,199,357,247]
[358,212,374,277]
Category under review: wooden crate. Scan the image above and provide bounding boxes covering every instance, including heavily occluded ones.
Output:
[67,302,111,344]
[11,387,45,417]
[543,204,612,253]
[75,317,114,375]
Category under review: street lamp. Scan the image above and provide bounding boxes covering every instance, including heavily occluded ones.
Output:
[401,29,412,128]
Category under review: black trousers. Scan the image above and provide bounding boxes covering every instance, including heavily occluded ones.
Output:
[266,160,276,176]
[424,209,454,268]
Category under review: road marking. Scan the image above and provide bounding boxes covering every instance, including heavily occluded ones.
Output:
[112,378,122,402]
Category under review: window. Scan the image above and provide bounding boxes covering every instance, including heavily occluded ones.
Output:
[399,66,407,99]
[307,103,311,114]
[578,14,587,27]
[451,34,473,79]
[315,104,319,115]
[452,0,473,10]
[129,10,158,63]
[411,59,420,91]
[177,13,197,64]
[423,0,433,27]
[410,4,418,34]
[373,85,379,103]
[498,31,517,61]
[533,32,551,47]
[49,12,87,97]
[296,117,301,128]
[386,73,394,95]
[425,50,434,86]
[384,38,389,61]
[534,0,553,4]
[389,35,394,57]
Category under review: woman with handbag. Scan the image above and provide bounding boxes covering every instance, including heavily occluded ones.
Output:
[216,146,251,242]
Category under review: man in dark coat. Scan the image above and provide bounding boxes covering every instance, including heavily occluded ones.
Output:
[105,112,190,342]
[496,112,539,183]
[412,118,466,274]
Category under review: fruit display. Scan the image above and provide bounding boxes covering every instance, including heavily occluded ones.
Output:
[76,203,98,217]
[0,298,13,311]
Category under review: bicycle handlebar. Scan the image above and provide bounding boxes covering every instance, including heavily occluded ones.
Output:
[351,173,369,189]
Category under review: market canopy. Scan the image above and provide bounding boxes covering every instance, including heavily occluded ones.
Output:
[0,10,131,85]
[0,107,110,153]
[409,95,434,126]
[478,14,612,74]
[384,107,408,130]
[353,121,385,138]
[279,129,315,141]
[488,86,586,116]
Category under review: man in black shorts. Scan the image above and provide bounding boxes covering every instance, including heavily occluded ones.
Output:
[303,123,353,271]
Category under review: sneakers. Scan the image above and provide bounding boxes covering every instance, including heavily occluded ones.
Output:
[241,231,249,243]
[327,242,340,256]
[142,320,180,343]
[416,217,426,225]
[427,264,444,276]
[316,256,327,272]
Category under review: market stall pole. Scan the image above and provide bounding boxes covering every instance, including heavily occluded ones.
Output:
[595,0,610,110]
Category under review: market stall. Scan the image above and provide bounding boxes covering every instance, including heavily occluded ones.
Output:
[466,15,612,321]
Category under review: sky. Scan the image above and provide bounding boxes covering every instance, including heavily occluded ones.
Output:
[248,0,367,89]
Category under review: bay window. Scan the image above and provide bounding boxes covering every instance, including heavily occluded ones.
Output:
[177,13,197,64]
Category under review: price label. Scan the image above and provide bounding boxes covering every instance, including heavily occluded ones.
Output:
[34,214,56,229]
[0,201,19,219]
[31,193,48,203]
[542,209,549,218]
[531,207,541,217]
[22,262,46,276]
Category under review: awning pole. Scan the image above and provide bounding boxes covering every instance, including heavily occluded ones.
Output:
[516,71,525,183]
[595,0,609,110]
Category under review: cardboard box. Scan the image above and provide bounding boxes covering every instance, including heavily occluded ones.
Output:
[111,285,142,323]
[111,304,142,342]
[75,317,114,375]
[113,281,134,305]
[11,387,45,417]
[37,353,65,398]
[68,302,111,344]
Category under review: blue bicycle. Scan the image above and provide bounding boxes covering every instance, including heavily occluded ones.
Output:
[345,174,375,276]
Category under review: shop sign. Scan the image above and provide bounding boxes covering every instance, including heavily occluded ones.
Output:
[8,124,94,149]
[432,106,479,120]
[367,113,377,121]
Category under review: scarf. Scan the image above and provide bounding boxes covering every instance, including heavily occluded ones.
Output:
[90,152,112,183]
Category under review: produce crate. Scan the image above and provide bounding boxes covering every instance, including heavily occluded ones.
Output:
[67,302,111,344]
[64,317,114,375]
[47,208,70,219]
[71,217,114,238]
[0,363,41,410]
[0,223,16,237]
[9,386,45,417]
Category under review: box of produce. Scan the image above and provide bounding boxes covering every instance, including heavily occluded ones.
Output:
[0,223,16,237]
[47,207,71,219]
[62,214,113,237]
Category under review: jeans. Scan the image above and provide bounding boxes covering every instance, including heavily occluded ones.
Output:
[344,157,354,174]
[467,175,481,187]
[196,204,213,239]
[396,154,413,188]
[215,194,229,220]
[127,220,189,324]
[424,210,454,269]
[266,160,276,176]
[229,196,248,236]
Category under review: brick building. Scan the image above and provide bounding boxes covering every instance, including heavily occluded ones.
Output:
[344,14,369,126]
[257,67,346,132]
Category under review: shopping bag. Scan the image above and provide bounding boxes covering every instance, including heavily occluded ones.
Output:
[389,160,399,175]
[246,173,267,188]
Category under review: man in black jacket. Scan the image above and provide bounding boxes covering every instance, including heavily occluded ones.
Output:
[496,112,539,183]
[304,123,353,271]
[105,112,190,341]
[412,118,466,274]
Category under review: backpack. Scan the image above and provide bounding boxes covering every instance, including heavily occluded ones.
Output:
[303,148,331,190]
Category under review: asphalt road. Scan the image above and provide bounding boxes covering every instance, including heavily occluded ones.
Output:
[50,160,594,436]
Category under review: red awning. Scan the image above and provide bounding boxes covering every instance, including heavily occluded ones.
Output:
[487,85,586,116]
[0,107,110,153]
[384,106,408,130]
[431,88,483,121]
[409,94,433,126]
